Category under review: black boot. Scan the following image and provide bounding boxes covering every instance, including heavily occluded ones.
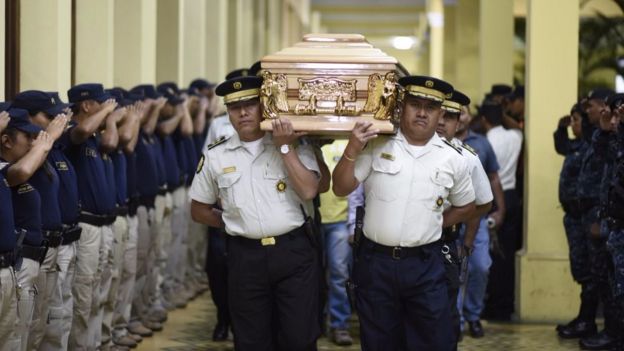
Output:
[212,322,229,341]
[580,330,617,350]
[557,318,597,339]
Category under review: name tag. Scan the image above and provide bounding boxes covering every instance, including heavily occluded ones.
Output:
[223,166,236,174]
[85,147,98,158]
[380,152,395,161]
[56,161,69,171]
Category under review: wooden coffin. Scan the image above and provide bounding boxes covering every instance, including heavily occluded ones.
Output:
[259,34,408,136]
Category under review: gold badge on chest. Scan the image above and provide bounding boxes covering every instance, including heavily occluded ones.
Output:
[276,179,287,192]
[436,196,444,208]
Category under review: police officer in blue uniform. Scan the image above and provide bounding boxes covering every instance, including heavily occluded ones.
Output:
[0,108,55,350]
[0,108,20,350]
[65,83,120,350]
[553,103,596,339]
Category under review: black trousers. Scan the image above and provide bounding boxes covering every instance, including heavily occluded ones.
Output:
[485,188,522,320]
[206,226,230,327]
[354,237,453,351]
[443,241,461,350]
[227,227,320,351]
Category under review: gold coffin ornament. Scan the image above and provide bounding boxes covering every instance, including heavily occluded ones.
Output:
[259,34,408,136]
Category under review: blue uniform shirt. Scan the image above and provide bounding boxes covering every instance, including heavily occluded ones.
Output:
[135,132,159,198]
[183,136,198,185]
[126,151,138,200]
[463,131,500,174]
[29,162,63,231]
[0,173,16,252]
[111,150,128,206]
[1,162,42,246]
[578,128,605,203]
[50,129,81,224]
[173,131,189,186]
[153,136,167,189]
[102,153,117,208]
[161,135,181,190]
[66,135,116,215]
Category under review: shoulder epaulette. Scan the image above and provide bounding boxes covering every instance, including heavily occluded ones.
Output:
[442,138,462,155]
[207,136,229,151]
[461,143,477,156]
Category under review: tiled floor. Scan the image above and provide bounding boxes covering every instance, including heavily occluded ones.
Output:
[136,293,584,351]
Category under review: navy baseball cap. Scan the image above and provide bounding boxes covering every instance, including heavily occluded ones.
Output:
[607,93,624,110]
[190,79,215,91]
[157,82,184,105]
[507,85,525,101]
[587,88,614,102]
[6,108,43,134]
[130,84,162,100]
[12,90,71,117]
[398,76,454,103]
[106,88,136,107]
[67,83,112,104]
[490,84,513,96]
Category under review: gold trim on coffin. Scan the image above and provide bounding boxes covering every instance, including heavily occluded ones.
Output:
[259,70,400,121]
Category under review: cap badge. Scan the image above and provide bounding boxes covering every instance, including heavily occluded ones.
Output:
[233,82,242,90]
[50,98,56,105]
[276,179,287,192]
[425,80,434,88]
[80,91,89,97]
[446,93,453,99]
[436,196,444,208]
[242,70,248,77]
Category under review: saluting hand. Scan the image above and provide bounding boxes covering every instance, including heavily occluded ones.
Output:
[558,115,571,128]
[272,118,307,147]
[46,114,69,141]
[102,99,118,114]
[0,111,9,133]
[32,131,53,153]
[346,121,379,157]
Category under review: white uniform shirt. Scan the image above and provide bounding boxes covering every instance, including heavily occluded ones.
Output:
[189,133,320,239]
[486,126,522,191]
[452,138,493,206]
[354,131,475,247]
[203,114,235,151]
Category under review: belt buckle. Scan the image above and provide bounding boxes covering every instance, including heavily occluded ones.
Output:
[391,247,402,260]
[261,237,276,246]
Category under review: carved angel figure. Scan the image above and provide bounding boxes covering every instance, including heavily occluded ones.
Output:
[363,73,383,113]
[261,71,289,119]
[374,72,398,120]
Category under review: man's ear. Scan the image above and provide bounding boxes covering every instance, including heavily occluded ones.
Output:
[1,134,12,150]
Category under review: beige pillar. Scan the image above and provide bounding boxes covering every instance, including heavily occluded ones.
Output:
[253,0,267,60]
[113,0,157,88]
[427,0,444,78]
[156,0,183,84]
[518,0,579,321]
[0,1,5,100]
[455,0,480,107]
[205,0,228,82]
[267,0,283,54]
[227,0,254,71]
[20,0,72,98]
[75,0,115,87]
[443,4,457,85]
[181,0,206,86]
[479,0,514,94]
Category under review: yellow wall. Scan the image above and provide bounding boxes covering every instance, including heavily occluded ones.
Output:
[20,0,72,99]
[480,0,514,93]
[519,0,580,322]
[454,0,480,107]
[75,0,115,86]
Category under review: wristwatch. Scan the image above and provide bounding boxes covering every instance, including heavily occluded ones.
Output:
[279,144,290,155]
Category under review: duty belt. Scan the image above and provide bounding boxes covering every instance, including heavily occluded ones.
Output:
[232,226,306,247]
[0,251,14,269]
[62,224,82,245]
[42,230,63,248]
[79,212,116,227]
[116,205,129,217]
[362,236,441,260]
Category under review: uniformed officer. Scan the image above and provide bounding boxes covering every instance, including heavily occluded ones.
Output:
[0,108,56,351]
[190,75,321,351]
[437,90,494,346]
[0,108,21,350]
[127,84,168,337]
[65,83,120,350]
[454,104,504,338]
[10,90,72,350]
[332,76,476,350]
[553,104,594,338]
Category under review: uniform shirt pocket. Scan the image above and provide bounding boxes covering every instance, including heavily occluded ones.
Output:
[368,157,402,202]
[263,169,289,202]
[430,169,453,210]
[217,172,242,209]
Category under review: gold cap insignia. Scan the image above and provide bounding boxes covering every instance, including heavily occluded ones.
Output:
[425,80,434,88]
[446,93,453,99]
[436,196,444,208]
[276,179,287,192]
[233,82,242,90]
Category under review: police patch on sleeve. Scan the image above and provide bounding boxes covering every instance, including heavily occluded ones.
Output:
[196,155,205,174]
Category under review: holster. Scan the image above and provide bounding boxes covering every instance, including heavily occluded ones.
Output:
[347,206,365,313]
